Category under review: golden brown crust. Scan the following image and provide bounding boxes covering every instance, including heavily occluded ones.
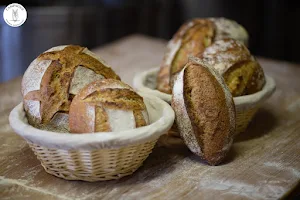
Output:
[170,20,214,75]
[133,110,147,128]
[95,106,111,132]
[223,60,265,96]
[200,38,251,72]
[83,89,145,110]
[37,46,120,80]
[172,61,235,165]
[157,19,215,94]
[68,100,96,133]
[157,65,172,94]
[23,45,120,126]
[69,79,149,133]
[200,39,265,96]
[245,60,265,94]
[184,65,233,165]
[157,18,250,95]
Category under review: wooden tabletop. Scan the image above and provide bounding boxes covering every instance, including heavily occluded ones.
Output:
[1,35,300,200]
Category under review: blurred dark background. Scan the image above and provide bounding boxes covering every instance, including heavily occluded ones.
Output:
[1,0,299,82]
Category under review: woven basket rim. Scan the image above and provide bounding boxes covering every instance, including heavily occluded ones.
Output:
[133,67,276,109]
[9,93,175,150]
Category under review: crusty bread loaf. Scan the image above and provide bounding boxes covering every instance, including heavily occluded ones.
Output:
[69,79,149,133]
[21,45,120,129]
[200,39,265,96]
[157,18,248,94]
[210,18,248,46]
[171,57,235,165]
[157,19,214,94]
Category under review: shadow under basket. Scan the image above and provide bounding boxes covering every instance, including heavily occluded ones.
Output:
[9,93,175,182]
[133,67,276,135]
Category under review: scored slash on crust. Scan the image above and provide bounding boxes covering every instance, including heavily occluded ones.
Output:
[200,39,251,75]
[22,45,120,127]
[157,18,249,95]
[69,79,149,133]
[172,66,203,156]
[199,39,266,96]
[189,56,236,138]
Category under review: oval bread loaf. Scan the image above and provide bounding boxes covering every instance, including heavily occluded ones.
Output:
[172,57,235,165]
[21,45,120,130]
[69,79,149,133]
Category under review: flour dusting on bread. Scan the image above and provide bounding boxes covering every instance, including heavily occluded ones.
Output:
[22,59,52,96]
[69,66,104,95]
[69,79,149,133]
[172,67,202,155]
[211,18,249,45]
[105,109,136,131]
[21,45,120,128]
[171,58,235,165]
[190,56,236,138]
[202,39,251,75]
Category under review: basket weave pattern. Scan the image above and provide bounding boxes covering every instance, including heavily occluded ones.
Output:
[28,140,157,182]
[134,68,276,136]
[235,106,259,134]
[168,106,259,138]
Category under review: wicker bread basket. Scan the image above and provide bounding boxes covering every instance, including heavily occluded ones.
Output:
[133,67,276,134]
[9,93,175,182]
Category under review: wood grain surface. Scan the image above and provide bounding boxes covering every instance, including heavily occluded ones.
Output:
[1,35,300,200]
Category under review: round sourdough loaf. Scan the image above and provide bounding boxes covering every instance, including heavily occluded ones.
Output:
[200,39,265,96]
[157,18,248,94]
[21,45,120,130]
[69,79,149,133]
[171,57,235,165]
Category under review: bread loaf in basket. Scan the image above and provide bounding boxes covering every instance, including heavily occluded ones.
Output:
[21,45,120,131]
[133,67,275,135]
[9,93,174,181]
[10,45,175,181]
